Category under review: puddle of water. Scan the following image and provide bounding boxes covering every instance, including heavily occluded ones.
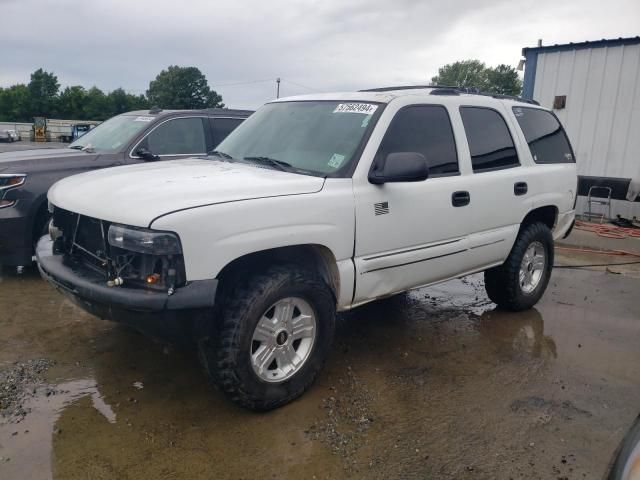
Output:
[0,378,115,480]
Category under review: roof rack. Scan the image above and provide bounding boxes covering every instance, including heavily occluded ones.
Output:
[359,85,455,92]
[358,85,539,105]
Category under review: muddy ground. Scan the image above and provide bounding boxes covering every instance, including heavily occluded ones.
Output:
[0,250,639,479]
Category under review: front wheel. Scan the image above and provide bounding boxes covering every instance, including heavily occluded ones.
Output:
[198,265,336,410]
[484,222,554,311]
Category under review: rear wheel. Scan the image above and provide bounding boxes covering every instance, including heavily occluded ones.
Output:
[198,264,336,410]
[484,222,554,311]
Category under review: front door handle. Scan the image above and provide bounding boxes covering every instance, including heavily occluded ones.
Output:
[452,191,470,207]
[514,182,528,196]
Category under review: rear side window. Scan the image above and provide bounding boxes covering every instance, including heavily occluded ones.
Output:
[460,107,519,172]
[211,118,245,146]
[512,107,574,163]
[376,105,458,176]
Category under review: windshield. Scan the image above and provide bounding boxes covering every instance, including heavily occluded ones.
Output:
[215,101,382,176]
[69,114,152,153]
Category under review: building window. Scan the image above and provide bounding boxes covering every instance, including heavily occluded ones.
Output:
[553,95,567,109]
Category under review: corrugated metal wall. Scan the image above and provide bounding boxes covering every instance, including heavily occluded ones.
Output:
[532,43,640,218]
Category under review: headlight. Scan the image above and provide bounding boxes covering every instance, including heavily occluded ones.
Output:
[0,174,26,189]
[107,224,182,255]
[0,174,26,208]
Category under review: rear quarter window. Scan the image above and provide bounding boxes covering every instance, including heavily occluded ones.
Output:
[512,107,575,164]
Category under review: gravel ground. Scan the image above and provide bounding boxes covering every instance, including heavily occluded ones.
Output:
[0,359,55,422]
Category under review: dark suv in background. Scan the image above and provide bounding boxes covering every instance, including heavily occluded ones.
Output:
[0,107,252,269]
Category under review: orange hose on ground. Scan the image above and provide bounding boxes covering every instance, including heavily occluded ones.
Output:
[574,220,640,239]
[556,246,640,258]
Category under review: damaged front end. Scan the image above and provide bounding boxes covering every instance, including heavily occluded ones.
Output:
[36,206,217,337]
[50,206,186,295]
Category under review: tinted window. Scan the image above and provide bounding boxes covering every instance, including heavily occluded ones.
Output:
[212,118,244,146]
[376,105,458,175]
[460,107,519,172]
[145,117,206,155]
[512,107,574,163]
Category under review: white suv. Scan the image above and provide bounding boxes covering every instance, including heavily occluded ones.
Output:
[37,86,577,410]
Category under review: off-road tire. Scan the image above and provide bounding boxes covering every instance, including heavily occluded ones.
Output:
[484,222,554,311]
[198,264,336,410]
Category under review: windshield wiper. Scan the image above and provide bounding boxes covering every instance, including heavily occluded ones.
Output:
[209,150,234,161]
[68,145,84,150]
[243,156,294,172]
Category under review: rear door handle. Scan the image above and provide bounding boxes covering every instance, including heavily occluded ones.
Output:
[514,182,528,196]
[452,191,470,207]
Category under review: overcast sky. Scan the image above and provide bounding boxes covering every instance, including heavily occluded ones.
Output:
[1,0,638,109]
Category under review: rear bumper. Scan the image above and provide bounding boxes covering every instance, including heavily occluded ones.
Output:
[554,210,575,240]
[36,236,217,318]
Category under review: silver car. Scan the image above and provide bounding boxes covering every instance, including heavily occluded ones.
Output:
[0,129,20,142]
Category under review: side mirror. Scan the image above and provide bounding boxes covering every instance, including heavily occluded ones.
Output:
[369,152,429,184]
[135,147,159,161]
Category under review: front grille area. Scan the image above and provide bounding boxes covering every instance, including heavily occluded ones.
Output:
[53,207,111,277]
[51,206,186,291]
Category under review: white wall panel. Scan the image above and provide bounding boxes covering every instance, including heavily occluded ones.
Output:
[532,44,640,218]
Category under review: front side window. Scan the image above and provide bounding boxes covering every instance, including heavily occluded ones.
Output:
[376,105,459,176]
[460,107,519,172]
[216,101,382,176]
[142,117,207,156]
[512,107,574,163]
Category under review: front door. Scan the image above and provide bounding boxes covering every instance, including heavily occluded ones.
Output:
[352,104,475,304]
[127,116,210,164]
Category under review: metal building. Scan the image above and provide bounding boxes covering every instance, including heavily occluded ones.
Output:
[521,37,640,220]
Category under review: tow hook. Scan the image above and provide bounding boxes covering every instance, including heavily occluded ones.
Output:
[107,277,124,287]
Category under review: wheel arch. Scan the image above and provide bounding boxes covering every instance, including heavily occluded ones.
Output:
[520,205,558,231]
[215,244,341,304]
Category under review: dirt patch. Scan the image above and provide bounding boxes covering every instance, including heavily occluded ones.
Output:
[306,366,375,458]
[0,359,55,422]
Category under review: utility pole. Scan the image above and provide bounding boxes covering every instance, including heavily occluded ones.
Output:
[276,77,281,99]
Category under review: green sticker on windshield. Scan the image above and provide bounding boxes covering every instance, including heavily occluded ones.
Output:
[361,115,372,128]
[328,153,345,169]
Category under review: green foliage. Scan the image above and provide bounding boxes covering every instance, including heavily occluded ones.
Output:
[486,64,523,96]
[0,85,31,122]
[147,66,224,109]
[431,60,522,96]
[28,68,59,117]
[0,66,217,122]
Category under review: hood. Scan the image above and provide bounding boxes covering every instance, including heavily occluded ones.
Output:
[0,148,97,171]
[48,158,325,227]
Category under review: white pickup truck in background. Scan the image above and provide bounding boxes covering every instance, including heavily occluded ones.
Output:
[38,86,577,410]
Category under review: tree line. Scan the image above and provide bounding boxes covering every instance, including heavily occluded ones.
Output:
[0,66,224,122]
[431,60,522,95]
[0,60,521,123]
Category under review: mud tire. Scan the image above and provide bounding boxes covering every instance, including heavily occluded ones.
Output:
[484,222,554,311]
[198,264,336,411]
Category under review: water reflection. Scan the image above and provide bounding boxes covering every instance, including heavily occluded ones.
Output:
[479,308,557,360]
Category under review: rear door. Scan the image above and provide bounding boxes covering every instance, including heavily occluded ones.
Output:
[456,105,530,269]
